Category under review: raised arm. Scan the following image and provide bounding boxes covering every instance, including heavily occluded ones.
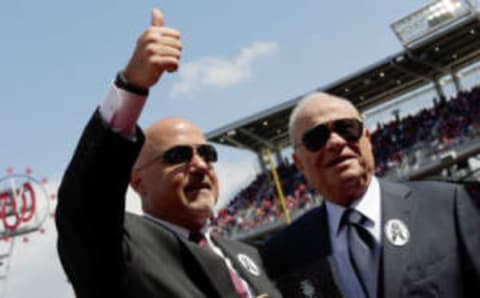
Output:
[55,8,182,297]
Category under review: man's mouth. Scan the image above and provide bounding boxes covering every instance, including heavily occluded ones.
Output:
[325,155,356,167]
[184,183,211,194]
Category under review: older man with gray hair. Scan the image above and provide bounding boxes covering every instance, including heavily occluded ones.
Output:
[262,92,480,298]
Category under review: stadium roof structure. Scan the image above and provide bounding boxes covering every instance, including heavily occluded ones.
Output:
[206,10,480,154]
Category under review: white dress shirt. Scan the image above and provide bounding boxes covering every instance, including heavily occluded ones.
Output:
[99,83,147,137]
[325,176,382,298]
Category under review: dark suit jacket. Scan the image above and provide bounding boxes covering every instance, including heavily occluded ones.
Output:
[261,179,480,297]
[55,111,281,298]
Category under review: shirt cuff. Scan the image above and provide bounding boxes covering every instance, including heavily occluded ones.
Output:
[99,83,147,137]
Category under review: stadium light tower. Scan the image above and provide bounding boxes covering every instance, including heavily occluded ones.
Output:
[391,0,477,48]
[389,0,478,98]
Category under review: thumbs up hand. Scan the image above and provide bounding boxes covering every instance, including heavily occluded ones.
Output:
[123,8,182,90]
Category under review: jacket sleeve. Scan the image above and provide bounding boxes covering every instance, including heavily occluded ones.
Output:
[455,183,480,292]
[55,109,144,297]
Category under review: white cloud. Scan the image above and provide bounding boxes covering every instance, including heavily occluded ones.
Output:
[171,41,278,97]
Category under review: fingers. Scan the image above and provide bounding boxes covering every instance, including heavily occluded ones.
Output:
[150,56,180,73]
[142,8,182,63]
[140,28,182,72]
[123,8,182,88]
[146,43,181,72]
[145,43,181,59]
[143,28,182,50]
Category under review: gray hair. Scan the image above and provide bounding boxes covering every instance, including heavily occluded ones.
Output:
[288,92,363,147]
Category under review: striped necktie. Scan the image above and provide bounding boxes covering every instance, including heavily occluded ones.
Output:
[188,231,249,298]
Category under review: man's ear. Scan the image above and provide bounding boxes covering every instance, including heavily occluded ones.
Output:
[364,127,371,140]
[292,152,304,173]
[130,169,146,197]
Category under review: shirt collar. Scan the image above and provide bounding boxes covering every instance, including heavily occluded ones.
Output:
[325,176,381,240]
[143,213,207,240]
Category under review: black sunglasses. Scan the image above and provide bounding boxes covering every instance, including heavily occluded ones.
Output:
[300,118,363,152]
[163,144,218,165]
[138,144,218,169]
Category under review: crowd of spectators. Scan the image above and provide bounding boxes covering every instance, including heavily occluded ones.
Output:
[211,85,480,236]
[210,162,320,237]
[372,86,480,176]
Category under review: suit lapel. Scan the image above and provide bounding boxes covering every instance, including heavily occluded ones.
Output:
[265,205,344,297]
[318,205,344,298]
[211,235,272,296]
[300,205,344,298]
[179,237,239,298]
[379,179,413,298]
[294,205,344,298]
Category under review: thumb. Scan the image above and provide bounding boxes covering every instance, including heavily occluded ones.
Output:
[151,8,164,27]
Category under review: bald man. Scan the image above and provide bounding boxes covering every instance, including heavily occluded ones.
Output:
[261,92,480,298]
[55,9,280,298]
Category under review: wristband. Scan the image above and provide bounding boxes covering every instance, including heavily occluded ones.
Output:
[114,71,149,96]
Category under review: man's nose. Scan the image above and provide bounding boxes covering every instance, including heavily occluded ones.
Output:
[325,131,347,150]
[188,153,209,170]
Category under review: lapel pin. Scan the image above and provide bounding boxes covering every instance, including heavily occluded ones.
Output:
[385,219,409,246]
[300,279,316,298]
[237,254,260,276]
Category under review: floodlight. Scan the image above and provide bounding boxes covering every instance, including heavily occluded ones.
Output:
[427,0,462,26]
[391,0,476,48]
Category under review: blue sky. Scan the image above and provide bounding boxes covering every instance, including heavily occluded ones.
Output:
[1,1,430,297]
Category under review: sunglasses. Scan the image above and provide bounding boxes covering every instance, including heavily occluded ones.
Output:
[300,118,363,152]
[138,144,218,169]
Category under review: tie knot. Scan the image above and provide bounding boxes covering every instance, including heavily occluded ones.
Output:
[342,208,369,227]
[189,231,207,247]
[342,208,375,250]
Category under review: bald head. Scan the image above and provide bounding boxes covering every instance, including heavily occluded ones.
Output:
[134,117,206,170]
[130,117,219,230]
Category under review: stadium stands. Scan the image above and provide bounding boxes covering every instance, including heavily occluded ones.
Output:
[210,162,320,238]
[373,85,480,177]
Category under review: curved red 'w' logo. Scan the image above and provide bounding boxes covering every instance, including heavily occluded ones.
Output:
[0,182,36,232]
